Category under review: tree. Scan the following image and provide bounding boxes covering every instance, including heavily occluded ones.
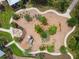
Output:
[67,17,78,27]
[60,46,67,54]
[48,25,57,35]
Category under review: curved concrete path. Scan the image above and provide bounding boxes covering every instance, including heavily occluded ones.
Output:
[0,0,78,58]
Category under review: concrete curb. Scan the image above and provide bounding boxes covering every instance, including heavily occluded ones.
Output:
[64,26,76,59]
[16,8,71,18]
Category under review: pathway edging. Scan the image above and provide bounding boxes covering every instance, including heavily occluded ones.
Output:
[0,0,78,58]
[64,26,76,59]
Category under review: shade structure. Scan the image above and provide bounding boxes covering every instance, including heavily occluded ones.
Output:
[0,50,5,57]
[7,0,20,6]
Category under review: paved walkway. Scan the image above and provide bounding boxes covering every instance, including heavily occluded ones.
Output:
[66,0,79,14]
[5,40,15,47]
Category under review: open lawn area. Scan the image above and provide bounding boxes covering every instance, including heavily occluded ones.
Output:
[0,31,13,42]
[0,56,5,59]
[0,5,14,29]
[10,43,25,56]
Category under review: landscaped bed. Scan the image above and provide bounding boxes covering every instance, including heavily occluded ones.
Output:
[67,1,79,59]
[12,9,72,53]
[67,26,79,59]
[28,0,72,13]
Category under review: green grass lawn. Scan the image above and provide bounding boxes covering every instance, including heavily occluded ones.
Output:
[10,44,24,56]
[0,31,13,42]
[0,31,31,57]
[0,56,5,59]
[0,31,25,56]
[0,5,14,29]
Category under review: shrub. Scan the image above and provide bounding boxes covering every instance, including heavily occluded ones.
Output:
[40,31,48,38]
[35,25,48,38]
[68,36,77,50]
[18,0,26,8]
[47,0,53,6]
[48,25,57,35]
[13,14,20,20]
[39,45,46,51]
[47,45,54,52]
[67,17,78,27]
[37,15,47,25]
[35,25,43,33]
[24,14,32,22]
[60,46,67,54]
[0,23,2,27]
[31,0,48,5]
